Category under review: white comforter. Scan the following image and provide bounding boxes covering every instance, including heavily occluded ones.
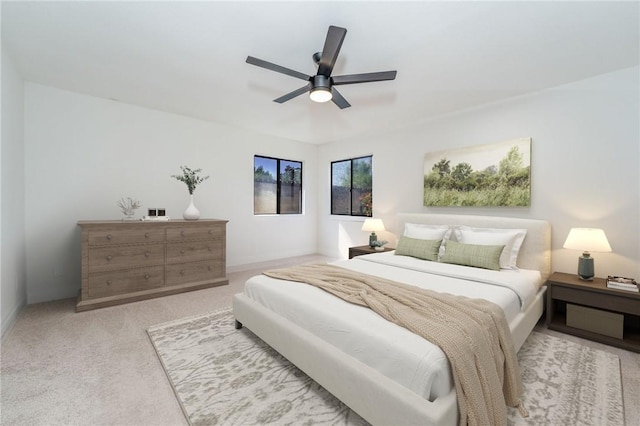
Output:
[243,251,542,401]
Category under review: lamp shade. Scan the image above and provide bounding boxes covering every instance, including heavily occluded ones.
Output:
[361,218,385,233]
[563,228,612,253]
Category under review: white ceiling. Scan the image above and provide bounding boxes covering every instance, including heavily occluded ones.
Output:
[2,1,638,144]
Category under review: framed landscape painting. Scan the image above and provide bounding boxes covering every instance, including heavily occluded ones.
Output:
[423,138,531,207]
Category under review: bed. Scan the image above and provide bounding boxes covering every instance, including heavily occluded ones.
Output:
[232,213,551,425]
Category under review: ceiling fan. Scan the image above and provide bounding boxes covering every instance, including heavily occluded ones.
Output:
[246,25,397,109]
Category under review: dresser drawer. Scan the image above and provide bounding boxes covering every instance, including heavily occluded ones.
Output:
[166,241,222,263]
[166,226,223,242]
[88,266,164,299]
[88,228,165,246]
[89,244,165,271]
[166,260,224,286]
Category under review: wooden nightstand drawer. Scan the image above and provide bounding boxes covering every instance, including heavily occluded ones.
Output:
[551,280,640,315]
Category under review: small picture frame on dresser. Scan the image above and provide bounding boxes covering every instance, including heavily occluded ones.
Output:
[143,206,169,221]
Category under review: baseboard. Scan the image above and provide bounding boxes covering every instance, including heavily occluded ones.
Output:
[1,297,26,342]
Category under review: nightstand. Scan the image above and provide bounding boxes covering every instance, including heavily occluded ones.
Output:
[546,272,640,353]
[348,245,394,259]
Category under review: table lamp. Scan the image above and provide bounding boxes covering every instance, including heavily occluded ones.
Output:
[563,228,612,280]
[362,218,385,247]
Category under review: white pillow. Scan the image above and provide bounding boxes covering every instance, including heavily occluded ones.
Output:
[404,223,452,241]
[404,224,452,258]
[453,226,527,269]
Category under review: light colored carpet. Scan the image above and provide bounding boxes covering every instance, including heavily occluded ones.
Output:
[148,309,624,426]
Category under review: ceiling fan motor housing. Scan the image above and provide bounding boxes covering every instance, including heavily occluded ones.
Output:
[312,74,330,90]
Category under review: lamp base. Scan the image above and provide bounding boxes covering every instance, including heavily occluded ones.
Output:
[577,255,594,281]
[369,232,377,248]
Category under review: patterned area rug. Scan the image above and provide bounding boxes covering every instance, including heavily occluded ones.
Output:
[147,309,623,426]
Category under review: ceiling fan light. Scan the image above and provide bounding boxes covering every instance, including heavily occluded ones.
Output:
[309,87,332,103]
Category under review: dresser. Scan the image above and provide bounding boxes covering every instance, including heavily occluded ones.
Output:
[77,219,228,312]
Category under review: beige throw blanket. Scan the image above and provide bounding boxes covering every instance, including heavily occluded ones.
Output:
[264,263,525,426]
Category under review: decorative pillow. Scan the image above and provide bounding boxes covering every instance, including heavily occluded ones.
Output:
[395,237,442,262]
[404,224,452,258]
[440,240,504,271]
[453,226,527,269]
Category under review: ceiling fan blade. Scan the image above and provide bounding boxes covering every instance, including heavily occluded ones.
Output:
[317,26,347,76]
[332,71,397,85]
[246,56,311,81]
[331,87,351,109]
[274,83,312,103]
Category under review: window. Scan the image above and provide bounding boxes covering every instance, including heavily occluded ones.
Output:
[254,155,302,215]
[331,156,372,216]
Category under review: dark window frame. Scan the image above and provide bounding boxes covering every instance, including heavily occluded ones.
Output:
[254,155,303,215]
[330,155,373,217]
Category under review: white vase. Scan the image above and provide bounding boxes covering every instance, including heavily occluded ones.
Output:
[375,246,385,252]
[183,194,200,220]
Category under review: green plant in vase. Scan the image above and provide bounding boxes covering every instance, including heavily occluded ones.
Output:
[172,166,209,220]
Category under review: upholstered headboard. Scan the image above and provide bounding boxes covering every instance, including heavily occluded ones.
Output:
[397,213,552,280]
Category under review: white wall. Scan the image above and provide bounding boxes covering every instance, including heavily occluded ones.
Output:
[24,84,318,303]
[17,67,640,304]
[1,45,27,336]
[318,67,640,279]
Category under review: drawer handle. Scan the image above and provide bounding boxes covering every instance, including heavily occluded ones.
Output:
[180,230,185,236]
[208,229,213,234]
[208,266,212,271]
[106,280,112,285]
[208,246,212,251]
[180,269,185,275]
[106,234,112,240]
[145,251,150,258]
[106,255,113,261]
[180,249,185,254]
[144,274,150,280]
[145,232,150,238]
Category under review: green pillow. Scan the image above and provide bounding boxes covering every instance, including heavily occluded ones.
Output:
[395,236,442,261]
[441,240,504,271]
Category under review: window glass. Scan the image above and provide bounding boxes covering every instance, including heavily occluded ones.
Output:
[352,156,372,216]
[254,156,302,215]
[331,156,372,216]
[279,160,302,214]
[331,160,351,215]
